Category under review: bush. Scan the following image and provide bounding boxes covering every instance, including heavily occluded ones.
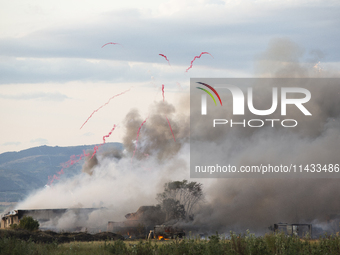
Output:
[19,216,39,231]
[104,239,128,254]
[10,223,18,229]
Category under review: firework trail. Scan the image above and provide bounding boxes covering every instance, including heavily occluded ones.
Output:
[185,52,213,72]
[166,116,176,142]
[48,125,116,184]
[90,124,117,159]
[101,42,123,48]
[80,88,131,129]
[132,117,148,159]
[161,84,176,142]
[159,54,170,66]
[162,84,165,102]
[48,150,90,185]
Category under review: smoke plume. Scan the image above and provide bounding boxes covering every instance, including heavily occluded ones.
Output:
[8,38,340,235]
[189,38,340,234]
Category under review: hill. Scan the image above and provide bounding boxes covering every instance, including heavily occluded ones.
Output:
[0,143,122,204]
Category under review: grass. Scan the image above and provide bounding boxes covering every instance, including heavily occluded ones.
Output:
[1,231,340,254]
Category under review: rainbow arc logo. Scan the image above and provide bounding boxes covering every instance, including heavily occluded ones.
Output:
[196,82,223,106]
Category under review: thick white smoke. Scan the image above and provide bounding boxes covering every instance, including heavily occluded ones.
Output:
[15,145,191,231]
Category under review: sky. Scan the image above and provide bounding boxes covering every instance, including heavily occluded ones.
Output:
[0,0,340,154]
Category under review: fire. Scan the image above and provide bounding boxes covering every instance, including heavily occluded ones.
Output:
[158,235,169,241]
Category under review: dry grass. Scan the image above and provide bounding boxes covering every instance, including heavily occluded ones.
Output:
[1,232,340,255]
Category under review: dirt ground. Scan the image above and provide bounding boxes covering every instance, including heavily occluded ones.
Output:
[0,229,124,243]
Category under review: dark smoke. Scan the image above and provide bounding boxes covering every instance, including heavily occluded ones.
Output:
[187,38,340,234]
[81,147,124,175]
[81,152,98,175]
[101,148,124,160]
[122,101,189,161]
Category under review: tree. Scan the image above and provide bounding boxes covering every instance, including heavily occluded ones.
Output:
[157,180,204,221]
[162,198,185,221]
[19,216,39,231]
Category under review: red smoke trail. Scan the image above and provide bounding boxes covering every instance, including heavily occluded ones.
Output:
[166,116,176,142]
[132,117,148,159]
[47,150,90,185]
[162,84,166,102]
[90,124,117,159]
[185,52,213,72]
[161,84,176,142]
[101,42,123,48]
[80,88,131,129]
[159,54,170,66]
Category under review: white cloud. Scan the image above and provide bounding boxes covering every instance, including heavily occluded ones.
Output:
[0,0,338,83]
[0,0,339,153]
[2,142,21,146]
[0,92,69,101]
[30,138,48,144]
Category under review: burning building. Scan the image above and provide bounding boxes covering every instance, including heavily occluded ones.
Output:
[107,206,165,237]
[1,208,101,231]
[273,223,312,237]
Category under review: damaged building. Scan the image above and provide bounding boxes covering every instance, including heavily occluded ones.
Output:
[1,208,100,231]
[107,206,165,237]
[273,223,312,237]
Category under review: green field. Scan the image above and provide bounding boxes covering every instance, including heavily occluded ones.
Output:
[1,231,340,255]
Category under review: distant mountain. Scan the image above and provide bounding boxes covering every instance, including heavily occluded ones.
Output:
[0,143,122,202]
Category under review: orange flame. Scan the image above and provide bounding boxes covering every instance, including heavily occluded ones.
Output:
[158,235,169,240]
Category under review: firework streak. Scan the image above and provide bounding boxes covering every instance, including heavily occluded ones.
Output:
[162,84,165,102]
[161,84,176,142]
[185,52,213,72]
[132,117,148,159]
[47,150,90,185]
[91,124,117,159]
[166,116,176,142]
[80,88,131,129]
[101,42,123,48]
[159,54,170,65]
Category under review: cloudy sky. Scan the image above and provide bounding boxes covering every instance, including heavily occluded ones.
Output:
[0,0,339,154]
